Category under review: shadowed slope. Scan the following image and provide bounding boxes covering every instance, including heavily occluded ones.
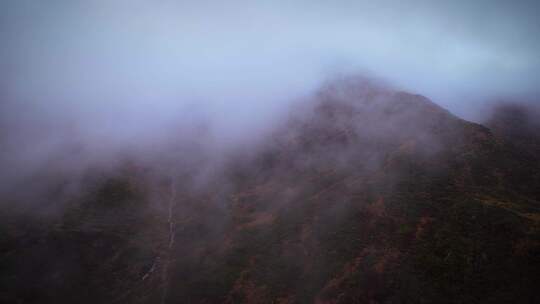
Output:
[1,80,539,304]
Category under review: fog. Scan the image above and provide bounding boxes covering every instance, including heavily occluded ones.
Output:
[1,0,540,198]
[3,3,540,302]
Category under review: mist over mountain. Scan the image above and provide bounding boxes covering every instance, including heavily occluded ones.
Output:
[2,1,540,303]
[1,78,539,303]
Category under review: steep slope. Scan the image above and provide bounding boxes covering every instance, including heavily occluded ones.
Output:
[207,82,540,303]
[1,81,539,304]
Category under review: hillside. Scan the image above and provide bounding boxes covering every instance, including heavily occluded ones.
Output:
[1,81,539,304]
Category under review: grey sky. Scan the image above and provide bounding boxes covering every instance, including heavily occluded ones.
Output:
[1,0,539,137]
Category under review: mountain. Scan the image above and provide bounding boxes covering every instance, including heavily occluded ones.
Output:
[1,80,539,304]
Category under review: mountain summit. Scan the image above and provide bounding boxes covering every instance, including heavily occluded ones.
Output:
[1,80,539,304]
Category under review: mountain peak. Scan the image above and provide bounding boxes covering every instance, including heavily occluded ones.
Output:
[2,81,539,304]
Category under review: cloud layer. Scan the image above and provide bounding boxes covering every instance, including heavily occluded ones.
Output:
[1,0,539,194]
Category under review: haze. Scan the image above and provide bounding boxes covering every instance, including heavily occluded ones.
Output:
[1,0,539,196]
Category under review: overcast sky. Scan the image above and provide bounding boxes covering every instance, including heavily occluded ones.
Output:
[1,0,539,139]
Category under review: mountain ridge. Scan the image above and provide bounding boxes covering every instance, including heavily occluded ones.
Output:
[1,82,539,303]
